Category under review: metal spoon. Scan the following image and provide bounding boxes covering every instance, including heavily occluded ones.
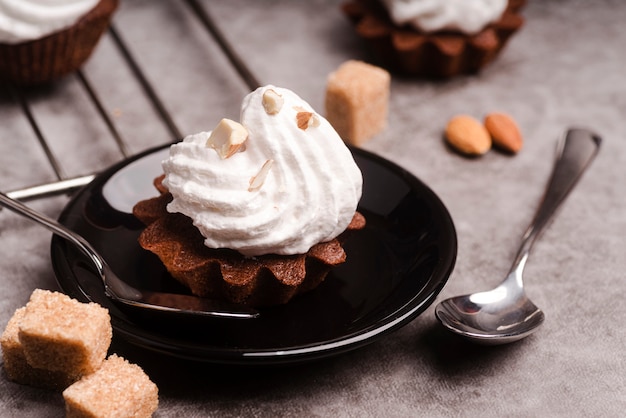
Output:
[435,128,601,344]
[0,191,259,319]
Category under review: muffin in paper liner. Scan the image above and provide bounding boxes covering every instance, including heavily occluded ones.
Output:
[342,0,525,78]
[0,0,119,85]
[133,176,366,308]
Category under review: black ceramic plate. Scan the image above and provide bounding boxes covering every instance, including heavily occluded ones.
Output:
[52,145,456,365]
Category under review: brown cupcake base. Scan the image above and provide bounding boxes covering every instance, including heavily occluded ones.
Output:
[342,0,525,78]
[0,0,119,85]
[133,176,366,307]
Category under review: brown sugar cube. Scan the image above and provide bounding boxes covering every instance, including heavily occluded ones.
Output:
[63,354,159,418]
[17,289,112,377]
[1,307,79,390]
[325,60,390,145]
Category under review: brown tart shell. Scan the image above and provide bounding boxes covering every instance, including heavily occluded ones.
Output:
[133,175,366,307]
[342,0,526,78]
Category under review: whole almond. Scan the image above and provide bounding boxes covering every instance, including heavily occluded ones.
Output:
[484,112,523,153]
[445,115,491,156]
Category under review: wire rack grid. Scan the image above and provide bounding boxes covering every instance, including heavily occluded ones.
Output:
[2,0,259,202]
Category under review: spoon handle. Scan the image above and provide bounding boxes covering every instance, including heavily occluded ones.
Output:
[511,128,601,272]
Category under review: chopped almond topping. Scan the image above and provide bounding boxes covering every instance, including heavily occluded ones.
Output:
[248,159,274,192]
[206,118,248,159]
[262,89,284,115]
[296,111,320,130]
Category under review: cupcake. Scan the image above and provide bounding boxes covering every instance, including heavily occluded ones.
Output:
[0,0,119,85]
[342,0,525,78]
[133,86,366,307]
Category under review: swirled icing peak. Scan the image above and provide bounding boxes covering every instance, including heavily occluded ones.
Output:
[162,86,363,257]
[380,0,507,35]
[0,0,99,43]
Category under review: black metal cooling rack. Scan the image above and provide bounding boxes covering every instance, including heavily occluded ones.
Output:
[4,0,259,201]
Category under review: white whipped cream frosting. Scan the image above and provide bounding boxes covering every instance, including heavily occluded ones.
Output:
[381,0,507,35]
[162,86,363,257]
[0,0,99,44]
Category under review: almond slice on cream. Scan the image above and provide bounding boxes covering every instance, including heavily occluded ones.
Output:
[296,111,320,130]
[248,159,274,192]
[262,89,284,115]
[206,118,248,159]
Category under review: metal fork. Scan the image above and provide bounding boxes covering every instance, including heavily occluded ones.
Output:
[0,190,258,319]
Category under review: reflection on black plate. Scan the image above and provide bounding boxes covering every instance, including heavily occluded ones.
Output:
[52,145,456,365]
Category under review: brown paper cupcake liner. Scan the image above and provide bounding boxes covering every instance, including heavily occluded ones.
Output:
[0,0,119,85]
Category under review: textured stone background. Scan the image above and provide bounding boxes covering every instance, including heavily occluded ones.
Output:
[1,1,625,416]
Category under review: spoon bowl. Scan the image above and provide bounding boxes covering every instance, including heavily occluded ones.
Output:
[436,128,601,344]
[436,271,545,345]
